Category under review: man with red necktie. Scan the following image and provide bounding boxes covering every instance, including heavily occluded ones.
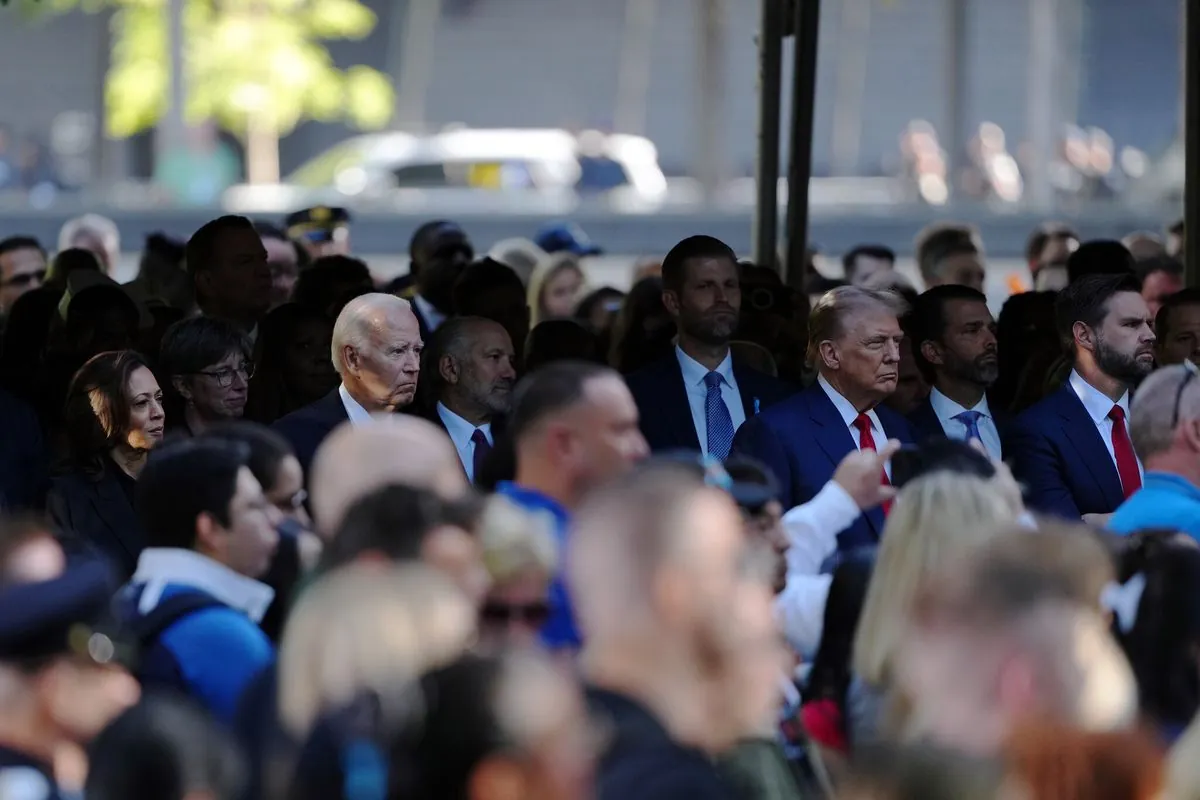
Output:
[1006,272,1155,521]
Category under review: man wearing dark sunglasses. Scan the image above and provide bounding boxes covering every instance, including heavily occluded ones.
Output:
[0,235,47,315]
[1110,363,1200,541]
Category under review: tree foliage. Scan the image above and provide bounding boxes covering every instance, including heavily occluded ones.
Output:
[18,0,393,139]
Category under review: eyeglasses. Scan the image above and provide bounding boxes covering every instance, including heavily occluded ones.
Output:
[480,600,552,627]
[195,362,255,388]
[1171,360,1199,429]
[0,269,45,289]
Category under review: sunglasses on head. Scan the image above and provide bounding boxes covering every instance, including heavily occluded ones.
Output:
[480,600,551,626]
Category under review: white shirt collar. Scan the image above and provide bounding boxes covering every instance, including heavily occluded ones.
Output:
[436,402,491,451]
[928,386,992,422]
[339,383,374,426]
[817,374,883,435]
[675,345,734,387]
[1068,369,1130,424]
[132,548,275,622]
[413,294,446,331]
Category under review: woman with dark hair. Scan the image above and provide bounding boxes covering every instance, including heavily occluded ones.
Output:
[205,420,320,642]
[159,316,253,436]
[244,303,338,425]
[607,276,674,374]
[1107,529,1200,740]
[47,350,164,577]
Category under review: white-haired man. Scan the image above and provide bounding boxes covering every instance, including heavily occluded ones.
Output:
[59,214,120,275]
[273,293,422,474]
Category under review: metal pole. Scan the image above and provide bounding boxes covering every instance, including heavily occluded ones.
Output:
[784,0,821,288]
[753,0,784,270]
[614,0,659,135]
[695,0,727,199]
[392,0,444,131]
[829,0,871,176]
[1026,0,1057,213]
[1186,0,1200,286]
[944,0,968,193]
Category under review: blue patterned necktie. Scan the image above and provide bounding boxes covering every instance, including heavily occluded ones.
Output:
[953,410,984,443]
[704,371,735,460]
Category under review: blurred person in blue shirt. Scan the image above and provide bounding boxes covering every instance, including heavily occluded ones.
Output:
[1110,363,1200,540]
[119,437,283,725]
[497,361,649,649]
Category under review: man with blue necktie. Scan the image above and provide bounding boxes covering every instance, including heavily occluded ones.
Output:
[626,236,793,459]
[906,285,1005,460]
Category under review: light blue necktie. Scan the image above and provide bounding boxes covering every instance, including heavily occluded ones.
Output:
[704,371,735,461]
[953,409,984,443]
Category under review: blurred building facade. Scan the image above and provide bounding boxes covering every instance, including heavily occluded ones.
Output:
[0,0,1181,183]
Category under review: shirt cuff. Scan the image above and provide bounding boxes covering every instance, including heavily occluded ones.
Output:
[783,480,861,532]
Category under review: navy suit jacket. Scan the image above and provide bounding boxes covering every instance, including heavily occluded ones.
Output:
[271,390,349,479]
[907,395,1011,450]
[731,384,915,552]
[1003,384,1126,519]
[626,354,796,454]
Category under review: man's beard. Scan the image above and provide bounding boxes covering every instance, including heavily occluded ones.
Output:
[683,308,739,346]
[944,350,999,388]
[1095,335,1153,385]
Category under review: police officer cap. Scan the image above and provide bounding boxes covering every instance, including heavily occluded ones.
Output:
[0,560,127,667]
[285,206,352,244]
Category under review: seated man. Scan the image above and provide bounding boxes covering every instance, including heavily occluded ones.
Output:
[119,438,283,724]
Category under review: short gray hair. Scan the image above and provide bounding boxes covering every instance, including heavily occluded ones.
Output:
[58,214,119,255]
[330,293,412,377]
[1130,364,1200,460]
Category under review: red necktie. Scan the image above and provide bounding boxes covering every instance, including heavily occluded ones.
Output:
[853,413,892,514]
[1108,405,1141,499]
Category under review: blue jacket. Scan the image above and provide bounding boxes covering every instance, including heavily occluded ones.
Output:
[1109,472,1200,541]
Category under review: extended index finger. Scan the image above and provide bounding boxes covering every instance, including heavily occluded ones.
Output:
[876,439,902,463]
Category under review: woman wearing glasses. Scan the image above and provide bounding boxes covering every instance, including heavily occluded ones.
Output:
[158,317,254,437]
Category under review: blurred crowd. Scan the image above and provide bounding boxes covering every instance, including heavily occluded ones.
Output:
[0,204,1198,800]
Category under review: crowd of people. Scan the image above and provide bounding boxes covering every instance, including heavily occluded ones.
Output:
[0,205,1198,800]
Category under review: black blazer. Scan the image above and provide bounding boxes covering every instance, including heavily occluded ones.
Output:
[625,352,796,454]
[47,468,146,580]
[271,390,349,478]
[0,389,48,512]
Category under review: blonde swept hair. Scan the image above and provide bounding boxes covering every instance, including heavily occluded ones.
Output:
[478,495,558,585]
[527,251,584,327]
[277,562,476,738]
[852,471,1023,688]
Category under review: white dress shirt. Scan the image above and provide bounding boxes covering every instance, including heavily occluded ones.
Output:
[338,383,375,426]
[775,480,862,656]
[132,548,275,622]
[817,374,891,480]
[676,346,746,455]
[1068,370,1143,478]
[928,387,1003,460]
[413,294,446,332]
[437,402,492,482]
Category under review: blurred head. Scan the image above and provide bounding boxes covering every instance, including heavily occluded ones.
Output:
[1122,231,1168,262]
[291,255,374,320]
[843,244,897,287]
[1129,364,1200,485]
[309,415,468,536]
[574,286,625,336]
[722,456,786,592]
[252,302,338,406]
[885,324,931,416]
[138,438,283,578]
[1136,256,1184,318]
[1155,289,1200,367]
[1066,240,1137,285]
[59,214,120,274]
[1167,218,1185,259]
[608,276,674,373]
[509,361,649,505]
[524,319,604,372]
[896,527,1134,756]
[661,235,741,348]
[160,316,254,425]
[853,473,1023,689]
[187,216,272,326]
[332,293,422,412]
[911,285,999,389]
[529,253,586,325]
[477,496,557,651]
[0,516,65,585]
[46,247,103,292]
[205,420,310,527]
[1025,222,1080,276]
[63,350,165,467]
[431,316,517,422]
[254,221,300,308]
[411,220,474,314]
[452,258,531,366]
[808,286,909,408]
[0,235,47,313]
[915,224,985,292]
[1056,273,1155,386]
[488,237,547,286]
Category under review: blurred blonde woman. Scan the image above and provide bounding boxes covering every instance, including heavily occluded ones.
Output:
[477,495,558,650]
[848,472,1023,745]
[528,252,586,327]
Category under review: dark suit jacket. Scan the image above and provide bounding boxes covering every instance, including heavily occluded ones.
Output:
[731,383,915,553]
[0,389,48,512]
[47,468,146,580]
[907,394,1011,451]
[271,390,349,478]
[625,354,796,454]
[423,403,509,485]
[1004,384,1126,519]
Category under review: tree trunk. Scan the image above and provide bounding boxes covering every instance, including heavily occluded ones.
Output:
[245,112,280,184]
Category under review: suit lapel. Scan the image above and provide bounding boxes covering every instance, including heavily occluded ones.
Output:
[1054,388,1124,502]
[805,387,856,472]
[662,358,702,451]
[907,399,943,442]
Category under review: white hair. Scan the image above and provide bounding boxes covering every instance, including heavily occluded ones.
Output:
[330,292,412,377]
[58,214,120,256]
